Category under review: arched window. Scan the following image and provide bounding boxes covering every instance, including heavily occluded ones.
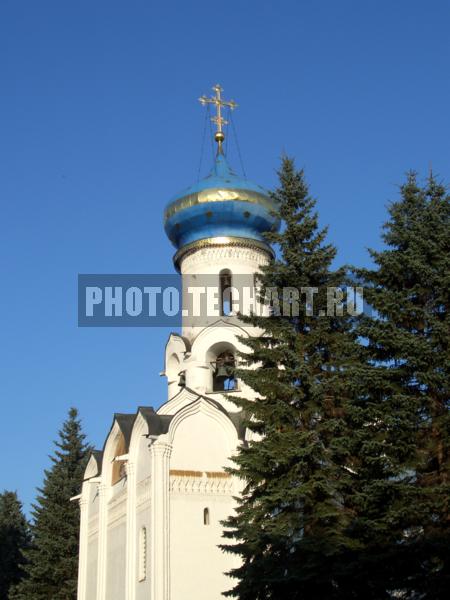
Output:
[138,526,147,581]
[212,351,236,391]
[219,270,233,316]
[203,507,210,526]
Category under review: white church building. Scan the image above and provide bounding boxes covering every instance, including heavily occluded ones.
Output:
[76,85,279,600]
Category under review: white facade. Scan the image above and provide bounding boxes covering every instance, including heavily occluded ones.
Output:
[77,241,271,600]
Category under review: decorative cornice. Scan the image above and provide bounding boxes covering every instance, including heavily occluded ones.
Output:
[150,439,173,458]
[174,236,273,270]
[108,496,127,527]
[136,476,151,508]
[169,471,234,495]
[108,487,127,509]
[125,461,135,476]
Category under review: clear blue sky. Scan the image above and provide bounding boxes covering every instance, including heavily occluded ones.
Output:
[1,0,449,514]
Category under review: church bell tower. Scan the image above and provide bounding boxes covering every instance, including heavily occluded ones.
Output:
[77,85,279,600]
[162,84,279,412]
[154,86,279,598]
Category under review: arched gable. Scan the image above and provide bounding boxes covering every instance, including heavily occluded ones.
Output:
[164,332,191,357]
[101,414,135,487]
[168,398,238,472]
[84,450,103,480]
[129,407,173,482]
[164,333,191,401]
[128,411,148,464]
[190,320,249,363]
[164,333,190,372]
[157,386,200,416]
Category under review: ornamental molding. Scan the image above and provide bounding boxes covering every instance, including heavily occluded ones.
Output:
[176,237,272,269]
[169,470,234,495]
[190,319,249,353]
[167,397,238,448]
[136,476,151,508]
[157,386,200,416]
[107,492,127,526]
[108,485,127,507]
[150,438,173,458]
[107,512,127,528]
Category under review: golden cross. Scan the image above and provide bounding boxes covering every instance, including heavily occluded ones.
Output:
[199,84,237,154]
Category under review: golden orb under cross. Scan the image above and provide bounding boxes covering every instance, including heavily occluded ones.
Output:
[199,84,237,154]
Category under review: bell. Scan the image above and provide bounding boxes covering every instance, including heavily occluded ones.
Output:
[216,365,230,378]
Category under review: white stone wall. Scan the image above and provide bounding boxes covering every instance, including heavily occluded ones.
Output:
[170,492,236,599]
[105,520,126,599]
[85,535,98,599]
[179,244,269,340]
[78,242,267,599]
[167,397,239,600]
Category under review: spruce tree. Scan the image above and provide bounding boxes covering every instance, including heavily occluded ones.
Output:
[12,408,91,600]
[0,491,30,598]
[347,173,450,598]
[222,157,359,599]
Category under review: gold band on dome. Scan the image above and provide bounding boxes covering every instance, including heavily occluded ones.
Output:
[164,188,274,222]
[173,236,274,269]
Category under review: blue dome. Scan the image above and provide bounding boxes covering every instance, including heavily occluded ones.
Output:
[164,154,280,252]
